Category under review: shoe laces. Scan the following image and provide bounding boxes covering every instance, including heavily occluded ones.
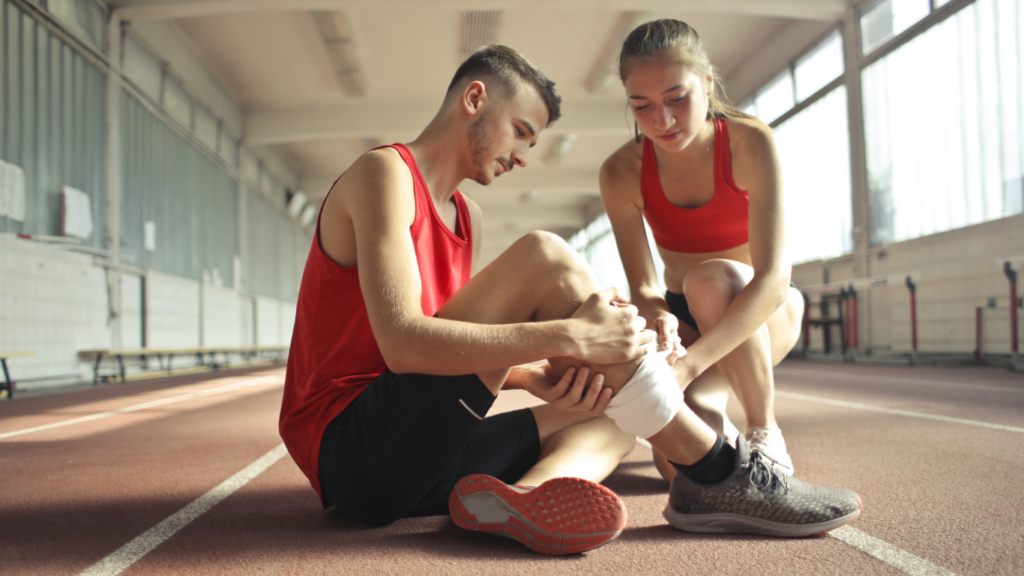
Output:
[747,450,789,494]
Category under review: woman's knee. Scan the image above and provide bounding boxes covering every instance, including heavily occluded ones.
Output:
[682,260,747,322]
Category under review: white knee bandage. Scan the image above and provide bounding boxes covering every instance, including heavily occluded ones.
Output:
[604,343,684,439]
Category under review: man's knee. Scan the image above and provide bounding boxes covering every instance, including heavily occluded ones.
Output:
[512,231,591,280]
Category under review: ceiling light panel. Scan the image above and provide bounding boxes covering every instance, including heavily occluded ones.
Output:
[312,11,366,97]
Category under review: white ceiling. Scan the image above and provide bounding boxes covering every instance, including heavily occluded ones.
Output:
[112,0,845,265]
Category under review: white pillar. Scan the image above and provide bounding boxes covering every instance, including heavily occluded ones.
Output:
[105,15,124,348]
[843,8,871,353]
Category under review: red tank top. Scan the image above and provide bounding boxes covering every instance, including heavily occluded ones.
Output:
[641,116,749,253]
[279,143,473,505]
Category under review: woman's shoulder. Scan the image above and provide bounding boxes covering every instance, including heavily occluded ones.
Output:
[723,115,775,155]
[600,138,645,187]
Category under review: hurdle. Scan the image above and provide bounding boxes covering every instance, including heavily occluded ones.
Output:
[801,272,921,362]
[976,258,1024,371]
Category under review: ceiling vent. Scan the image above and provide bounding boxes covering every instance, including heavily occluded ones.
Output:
[461,11,502,60]
[312,11,366,97]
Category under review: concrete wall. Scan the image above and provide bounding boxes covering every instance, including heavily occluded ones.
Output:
[1,235,298,390]
[145,271,201,348]
[255,297,296,346]
[794,212,1024,356]
[0,234,111,382]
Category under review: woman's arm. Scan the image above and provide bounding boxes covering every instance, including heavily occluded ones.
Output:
[600,149,681,358]
[675,120,792,382]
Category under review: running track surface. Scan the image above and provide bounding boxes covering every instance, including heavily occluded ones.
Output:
[2,361,1022,575]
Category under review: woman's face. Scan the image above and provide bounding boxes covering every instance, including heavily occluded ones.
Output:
[623,53,711,153]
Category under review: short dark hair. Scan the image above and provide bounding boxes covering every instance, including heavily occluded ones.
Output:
[446,45,562,126]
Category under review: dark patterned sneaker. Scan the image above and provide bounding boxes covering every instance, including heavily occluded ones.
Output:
[449,474,627,555]
[664,437,861,537]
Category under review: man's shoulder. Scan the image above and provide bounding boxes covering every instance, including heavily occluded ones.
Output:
[335,146,412,196]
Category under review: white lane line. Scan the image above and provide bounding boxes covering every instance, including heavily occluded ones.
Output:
[776,368,1024,395]
[830,526,961,576]
[78,443,288,576]
[0,376,283,440]
[776,391,1024,434]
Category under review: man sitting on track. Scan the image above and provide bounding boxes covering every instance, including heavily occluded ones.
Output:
[279,45,861,556]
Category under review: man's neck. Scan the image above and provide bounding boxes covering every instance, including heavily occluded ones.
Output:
[405,118,469,205]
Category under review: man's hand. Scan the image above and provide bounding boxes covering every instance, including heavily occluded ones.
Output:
[655,310,686,365]
[517,363,613,415]
[570,288,655,364]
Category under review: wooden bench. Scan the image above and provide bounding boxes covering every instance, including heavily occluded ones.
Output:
[1,351,35,399]
[78,346,289,384]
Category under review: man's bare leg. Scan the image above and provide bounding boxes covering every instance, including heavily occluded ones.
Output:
[438,231,641,484]
[439,231,716,480]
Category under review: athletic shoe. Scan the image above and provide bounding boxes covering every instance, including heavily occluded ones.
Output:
[449,474,628,555]
[747,426,795,475]
[663,436,861,537]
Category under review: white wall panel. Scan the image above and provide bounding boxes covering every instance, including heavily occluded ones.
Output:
[255,296,280,345]
[202,284,242,347]
[146,270,200,347]
[278,302,296,346]
[0,235,111,384]
[121,273,144,348]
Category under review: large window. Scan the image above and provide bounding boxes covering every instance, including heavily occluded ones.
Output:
[775,87,853,263]
[745,30,844,124]
[863,0,1024,245]
[861,0,932,54]
[743,29,852,263]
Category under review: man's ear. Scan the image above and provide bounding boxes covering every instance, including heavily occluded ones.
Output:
[461,80,487,117]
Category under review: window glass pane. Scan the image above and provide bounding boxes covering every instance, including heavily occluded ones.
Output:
[123,33,162,100]
[194,105,217,151]
[47,0,104,48]
[862,0,1023,245]
[163,76,192,128]
[774,86,853,263]
[795,31,844,102]
[219,131,240,168]
[861,0,931,54]
[741,100,757,117]
[754,69,795,124]
[241,151,260,185]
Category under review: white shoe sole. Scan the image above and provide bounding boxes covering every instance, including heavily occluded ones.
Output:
[663,506,861,537]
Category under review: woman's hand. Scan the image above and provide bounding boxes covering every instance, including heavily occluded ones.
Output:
[655,310,686,365]
[519,363,613,415]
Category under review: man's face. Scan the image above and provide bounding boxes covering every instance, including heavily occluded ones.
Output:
[466,84,549,185]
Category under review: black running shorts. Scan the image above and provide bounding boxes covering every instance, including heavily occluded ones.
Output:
[666,282,798,335]
[318,370,540,527]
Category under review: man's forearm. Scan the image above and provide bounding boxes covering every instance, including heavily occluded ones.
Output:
[379,316,577,376]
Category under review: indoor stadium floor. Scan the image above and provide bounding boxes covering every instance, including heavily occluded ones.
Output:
[2,360,1022,575]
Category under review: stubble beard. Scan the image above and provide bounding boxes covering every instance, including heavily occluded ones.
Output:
[467,110,503,185]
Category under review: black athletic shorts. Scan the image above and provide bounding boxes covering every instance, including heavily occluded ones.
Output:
[666,281,797,335]
[318,370,540,527]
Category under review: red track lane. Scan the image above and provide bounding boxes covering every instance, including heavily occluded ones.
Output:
[1,361,1022,575]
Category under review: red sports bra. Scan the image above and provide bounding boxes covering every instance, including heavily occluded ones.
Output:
[640,116,749,253]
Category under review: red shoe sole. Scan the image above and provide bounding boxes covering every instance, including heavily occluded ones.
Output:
[449,474,627,555]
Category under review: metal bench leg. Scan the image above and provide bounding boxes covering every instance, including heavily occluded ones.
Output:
[93,354,103,385]
[2,359,13,400]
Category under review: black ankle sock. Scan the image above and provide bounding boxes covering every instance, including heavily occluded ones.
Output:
[670,436,736,485]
